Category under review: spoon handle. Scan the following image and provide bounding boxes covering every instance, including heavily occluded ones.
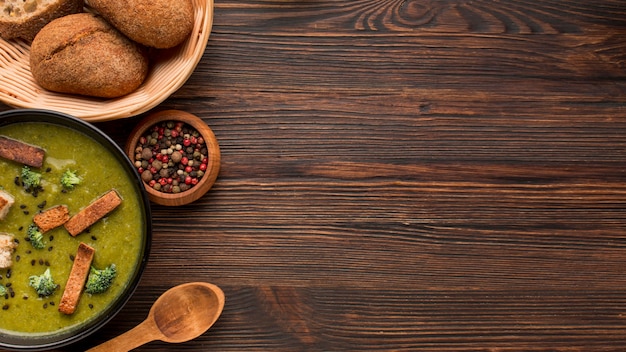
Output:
[85,318,159,352]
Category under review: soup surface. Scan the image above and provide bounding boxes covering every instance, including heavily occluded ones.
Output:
[0,122,145,336]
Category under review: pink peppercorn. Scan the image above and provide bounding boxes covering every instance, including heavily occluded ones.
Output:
[199,163,207,171]
[185,176,192,185]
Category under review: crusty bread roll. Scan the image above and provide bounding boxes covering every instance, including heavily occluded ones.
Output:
[30,13,148,98]
[87,0,193,49]
[0,0,83,41]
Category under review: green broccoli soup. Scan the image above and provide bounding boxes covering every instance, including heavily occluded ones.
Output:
[0,122,146,336]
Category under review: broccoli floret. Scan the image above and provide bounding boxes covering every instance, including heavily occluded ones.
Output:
[85,264,117,294]
[20,166,43,195]
[27,224,45,249]
[29,268,58,297]
[0,284,6,297]
[61,170,81,190]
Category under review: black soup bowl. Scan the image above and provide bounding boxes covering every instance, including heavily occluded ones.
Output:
[0,109,151,350]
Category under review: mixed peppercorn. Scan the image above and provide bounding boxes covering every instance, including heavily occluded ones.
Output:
[132,121,209,193]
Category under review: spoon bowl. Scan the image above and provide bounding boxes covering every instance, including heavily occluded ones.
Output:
[87,282,225,352]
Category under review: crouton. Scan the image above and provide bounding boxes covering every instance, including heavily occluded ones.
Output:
[33,205,70,233]
[0,233,17,269]
[0,135,45,168]
[0,190,14,221]
[58,242,95,315]
[64,190,122,236]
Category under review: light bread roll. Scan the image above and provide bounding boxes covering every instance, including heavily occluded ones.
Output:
[87,0,193,49]
[29,13,148,98]
[0,0,83,41]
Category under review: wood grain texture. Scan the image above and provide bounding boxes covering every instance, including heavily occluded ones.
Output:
[2,0,626,351]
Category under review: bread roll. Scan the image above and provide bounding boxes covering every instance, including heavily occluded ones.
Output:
[29,13,148,98]
[0,0,83,41]
[87,0,193,49]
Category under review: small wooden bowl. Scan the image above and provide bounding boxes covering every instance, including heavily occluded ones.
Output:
[125,110,220,206]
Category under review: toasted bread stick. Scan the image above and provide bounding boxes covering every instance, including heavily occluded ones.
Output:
[59,242,94,315]
[64,190,122,236]
[0,135,45,168]
[33,205,69,233]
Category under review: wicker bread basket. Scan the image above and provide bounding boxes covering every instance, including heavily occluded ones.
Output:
[0,0,213,122]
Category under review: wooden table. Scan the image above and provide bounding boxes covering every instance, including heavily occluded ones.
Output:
[2,0,626,350]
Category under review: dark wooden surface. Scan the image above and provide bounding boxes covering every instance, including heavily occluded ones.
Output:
[3,0,626,350]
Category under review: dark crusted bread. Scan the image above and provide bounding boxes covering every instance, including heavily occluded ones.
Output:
[29,13,148,98]
[87,0,194,49]
[0,0,83,41]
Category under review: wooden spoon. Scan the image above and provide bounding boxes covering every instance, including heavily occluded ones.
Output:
[87,282,225,352]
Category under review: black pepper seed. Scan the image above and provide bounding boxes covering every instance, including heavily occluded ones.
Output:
[6,269,11,278]
[88,304,94,309]
[49,301,55,306]
[15,255,20,262]
[38,259,43,265]
[48,246,53,251]
[17,226,23,231]
[49,235,54,241]
[23,295,28,300]
[23,210,29,215]
[31,259,36,266]
[91,235,97,241]
[45,260,50,266]
[69,254,75,261]
[5,283,11,287]
[45,167,51,173]
[43,303,48,309]
[19,204,26,209]
[2,304,8,310]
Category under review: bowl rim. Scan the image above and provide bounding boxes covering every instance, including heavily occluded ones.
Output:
[0,108,152,351]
